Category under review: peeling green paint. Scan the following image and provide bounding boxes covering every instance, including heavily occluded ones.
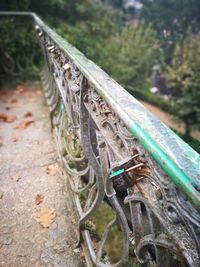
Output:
[129,119,200,211]
[110,169,125,178]
[60,103,65,111]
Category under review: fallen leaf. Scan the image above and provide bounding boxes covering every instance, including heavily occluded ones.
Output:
[24,111,33,118]
[46,163,59,176]
[10,98,18,103]
[12,101,23,108]
[0,113,17,123]
[36,90,42,96]
[35,194,44,205]
[7,99,23,108]
[11,135,21,142]
[6,115,17,123]
[0,137,3,147]
[36,205,56,228]
[0,189,4,199]
[15,118,34,130]
[11,174,21,182]
[15,85,25,94]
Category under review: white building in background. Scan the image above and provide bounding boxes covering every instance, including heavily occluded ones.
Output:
[123,0,143,25]
[123,0,143,10]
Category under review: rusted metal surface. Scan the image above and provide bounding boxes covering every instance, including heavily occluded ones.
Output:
[0,11,200,267]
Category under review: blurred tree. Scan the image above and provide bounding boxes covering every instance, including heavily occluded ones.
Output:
[0,3,41,84]
[141,0,200,63]
[0,0,122,82]
[99,22,158,91]
[107,0,123,8]
[166,30,200,138]
[0,0,157,93]
[54,0,122,64]
[0,0,30,11]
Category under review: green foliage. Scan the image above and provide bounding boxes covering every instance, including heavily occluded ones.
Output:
[142,0,200,63]
[0,0,157,93]
[55,8,157,91]
[98,22,158,90]
[0,0,121,84]
[0,16,41,85]
[166,31,200,137]
[55,1,122,64]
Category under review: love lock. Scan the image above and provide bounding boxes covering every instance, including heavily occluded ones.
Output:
[109,154,145,192]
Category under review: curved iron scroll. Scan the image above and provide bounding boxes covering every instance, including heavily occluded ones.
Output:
[1,11,200,267]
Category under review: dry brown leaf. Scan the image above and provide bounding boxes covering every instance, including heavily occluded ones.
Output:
[6,115,17,123]
[11,174,21,182]
[0,189,4,199]
[36,90,41,96]
[15,118,34,130]
[7,99,23,108]
[10,98,18,103]
[15,85,25,94]
[11,135,21,142]
[24,111,33,118]
[0,113,7,121]
[0,137,3,147]
[36,205,56,228]
[0,113,17,123]
[46,163,59,176]
[12,101,23,108]
[35,194,44,205]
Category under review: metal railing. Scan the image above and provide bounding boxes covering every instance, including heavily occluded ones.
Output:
[1,11,200,267]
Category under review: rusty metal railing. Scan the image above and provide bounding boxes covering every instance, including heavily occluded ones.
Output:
[1,11,200,267]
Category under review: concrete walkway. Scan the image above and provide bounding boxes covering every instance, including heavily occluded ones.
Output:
[0,84,85,267]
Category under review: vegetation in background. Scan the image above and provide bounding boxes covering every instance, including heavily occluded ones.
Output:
[0,16,41,85]
[0,0,157,89]
[54,1,122,65]
[166,30,200,138]
[142,0,200,63]
[99,22,158,91]
[141,0,200,141]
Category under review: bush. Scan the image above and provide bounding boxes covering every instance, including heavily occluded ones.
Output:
[166,30,200,137]
[0,16,42,86]
[99,22,158,91]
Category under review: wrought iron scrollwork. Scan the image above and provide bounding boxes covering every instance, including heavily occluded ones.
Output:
[0,12,199,267]
[38,28,200,266]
